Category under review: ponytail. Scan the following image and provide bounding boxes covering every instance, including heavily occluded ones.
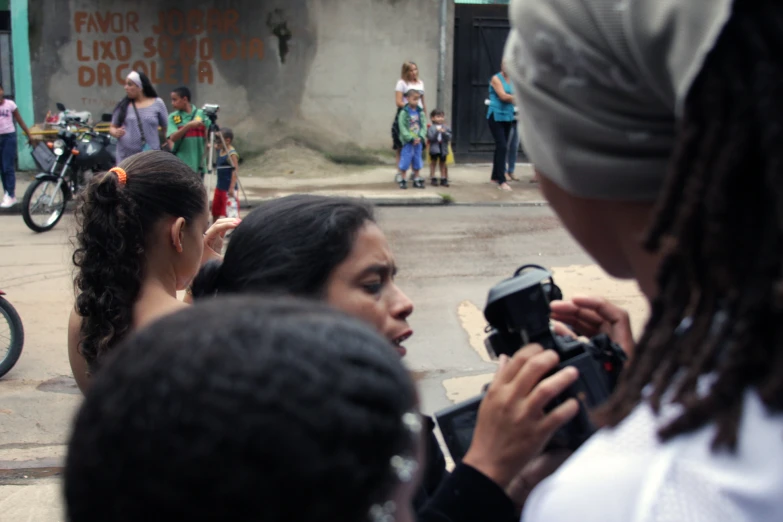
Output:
[73,170,145,372]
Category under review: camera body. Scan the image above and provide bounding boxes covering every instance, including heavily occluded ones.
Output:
[435,265,627,462]
[202,104,220,119]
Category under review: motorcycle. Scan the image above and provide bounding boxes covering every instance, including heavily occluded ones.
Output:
[0,290,24,378]
[22,105,116,233]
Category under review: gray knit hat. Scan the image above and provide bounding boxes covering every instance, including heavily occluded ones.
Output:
[504,0,734,201]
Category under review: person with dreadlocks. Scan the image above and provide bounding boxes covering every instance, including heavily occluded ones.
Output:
[502,0,783,520]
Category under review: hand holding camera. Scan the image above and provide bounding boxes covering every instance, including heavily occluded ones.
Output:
[550,296,634,359]
[462,344,580,489]
[435,265,629,492]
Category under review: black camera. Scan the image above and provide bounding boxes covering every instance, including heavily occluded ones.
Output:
[434,265,627,463]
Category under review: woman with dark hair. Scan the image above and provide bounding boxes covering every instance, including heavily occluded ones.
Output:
[109,71,168,163]
[486,63,515,192]
[503,0,783,519]
[65,296,423,522]
[191,194,582,522]
[67,150,239,394]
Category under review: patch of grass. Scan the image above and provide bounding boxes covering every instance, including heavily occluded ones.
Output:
[439,193,455,204]
[325,152,384,166]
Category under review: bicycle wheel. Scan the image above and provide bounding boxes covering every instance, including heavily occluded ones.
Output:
[0,296,24,378]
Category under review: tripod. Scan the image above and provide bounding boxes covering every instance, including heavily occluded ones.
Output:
[204,114,249,210]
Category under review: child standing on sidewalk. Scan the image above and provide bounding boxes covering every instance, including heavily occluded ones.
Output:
[212,128,240,222]
[395,90,427,189]
[427,109,452,187]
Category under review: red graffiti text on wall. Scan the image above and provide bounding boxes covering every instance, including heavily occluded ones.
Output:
[74,10,265,88]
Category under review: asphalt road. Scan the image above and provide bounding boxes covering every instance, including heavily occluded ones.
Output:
[0,206,648,477]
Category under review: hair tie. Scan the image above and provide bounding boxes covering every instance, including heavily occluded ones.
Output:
[110,167,127,187]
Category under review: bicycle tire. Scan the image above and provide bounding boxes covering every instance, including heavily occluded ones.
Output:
[0,296,24,378]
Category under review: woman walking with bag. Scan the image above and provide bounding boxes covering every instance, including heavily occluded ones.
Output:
[110,71,168,164]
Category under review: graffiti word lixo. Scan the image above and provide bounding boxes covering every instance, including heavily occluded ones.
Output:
[74,10,264,88]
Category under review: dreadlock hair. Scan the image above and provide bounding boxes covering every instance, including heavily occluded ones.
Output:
[65,296,418,522]
[598,0,783,451]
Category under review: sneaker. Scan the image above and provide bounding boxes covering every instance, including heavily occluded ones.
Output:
[399,178,408,189]
[430,177,438,187]
[413,178,426,189]
[440,178,450,187]
[0,194,16,208]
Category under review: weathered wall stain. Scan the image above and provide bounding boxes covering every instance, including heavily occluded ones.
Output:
[267,9,292,63]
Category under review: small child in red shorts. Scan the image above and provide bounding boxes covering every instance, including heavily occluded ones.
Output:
[211,128,240,222]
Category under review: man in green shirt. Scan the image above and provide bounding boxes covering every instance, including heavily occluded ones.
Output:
[167,87,206,178]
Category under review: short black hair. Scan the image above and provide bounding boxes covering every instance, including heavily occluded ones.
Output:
[65,296,418,522]
[430,108,445,118]
[220,127,234,141]
[192,195,375,299]
[172,86,191,102]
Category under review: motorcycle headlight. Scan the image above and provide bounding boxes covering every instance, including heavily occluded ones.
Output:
[53,139,65,156]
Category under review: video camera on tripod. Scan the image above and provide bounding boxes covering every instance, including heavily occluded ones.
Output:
[434,265,627,462]
[199,103,248,210]
[202,104,220,121]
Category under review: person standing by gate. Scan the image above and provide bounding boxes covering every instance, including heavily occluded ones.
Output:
[167,87,206,178]
[0,83,32,208]
[486,64,516,192]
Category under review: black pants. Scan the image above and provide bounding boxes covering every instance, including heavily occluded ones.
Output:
[488,115,512,183]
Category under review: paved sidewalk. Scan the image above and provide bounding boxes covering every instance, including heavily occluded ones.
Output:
[0,163,544,216]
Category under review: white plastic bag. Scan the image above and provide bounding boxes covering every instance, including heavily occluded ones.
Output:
[227,196,239,218]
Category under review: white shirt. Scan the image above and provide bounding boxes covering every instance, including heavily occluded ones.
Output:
[0,99,18,135]
[396,79,425,108]
[523,390,783,522]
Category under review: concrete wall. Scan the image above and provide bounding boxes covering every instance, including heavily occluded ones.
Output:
[27,0,454,154]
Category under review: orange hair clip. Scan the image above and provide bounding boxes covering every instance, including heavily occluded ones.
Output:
[110,167,127,186]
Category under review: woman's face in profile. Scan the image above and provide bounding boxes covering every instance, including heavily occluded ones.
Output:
[324,222,414,357]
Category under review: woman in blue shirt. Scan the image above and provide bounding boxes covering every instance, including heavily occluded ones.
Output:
[486,64,516,191]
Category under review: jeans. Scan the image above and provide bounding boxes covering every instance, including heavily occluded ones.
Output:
[0,133,18,198]
[399,141,423,172]
[488,115,512,183]
[507,122,519,175]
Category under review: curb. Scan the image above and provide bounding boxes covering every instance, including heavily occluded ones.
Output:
[452,201,549,207]
[0,195,447,217]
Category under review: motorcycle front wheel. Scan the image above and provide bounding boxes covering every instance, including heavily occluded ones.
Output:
[22,178,69,233]
[0,296,24,378]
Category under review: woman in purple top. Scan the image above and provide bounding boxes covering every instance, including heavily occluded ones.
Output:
[109,71,168,164]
